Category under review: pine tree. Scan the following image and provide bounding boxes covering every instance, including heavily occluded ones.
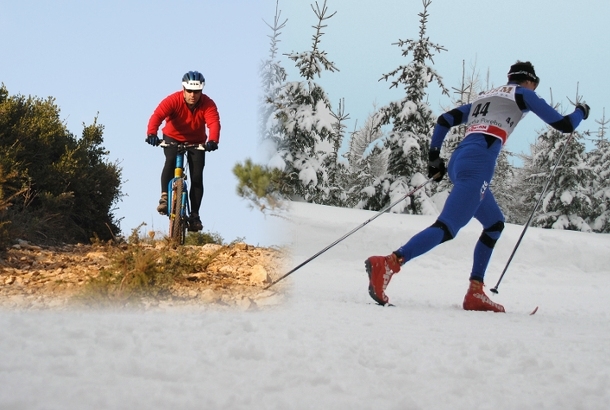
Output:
[586,108,610,232]
[274,0,340,203]
[259,0,288,161]
[359,0,448,214]
[508,145,544,225]
[232,159,286,216]
[491,147,517,220]
[319,98,350,206]
[233,0,289,216]
[525,126,594,231]
[344,108,389,208]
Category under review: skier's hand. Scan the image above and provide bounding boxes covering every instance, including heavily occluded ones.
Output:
[428,148,446,182]
[205,140,218,151]
[146,134,161,146]
[576,103,590,120]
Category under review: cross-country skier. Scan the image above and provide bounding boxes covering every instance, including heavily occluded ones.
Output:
[365,61,590,312]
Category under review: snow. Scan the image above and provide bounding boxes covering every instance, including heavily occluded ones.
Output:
[2,201,610,409]
[267,152,287,171]
[299,165,318,187]
[560,190,573,205]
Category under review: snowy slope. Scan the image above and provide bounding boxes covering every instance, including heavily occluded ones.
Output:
[1,201,609,409]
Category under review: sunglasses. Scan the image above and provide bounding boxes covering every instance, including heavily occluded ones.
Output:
[184,89,202,94]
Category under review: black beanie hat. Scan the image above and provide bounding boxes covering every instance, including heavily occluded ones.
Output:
[507,61,539,85]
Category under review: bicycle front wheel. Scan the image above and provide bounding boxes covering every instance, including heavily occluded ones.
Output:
[169,179,187,245]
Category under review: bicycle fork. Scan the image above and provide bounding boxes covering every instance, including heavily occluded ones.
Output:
[167,153,190,221]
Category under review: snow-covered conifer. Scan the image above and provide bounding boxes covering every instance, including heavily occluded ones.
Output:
[234,0,289,216]
[259,0,288,158]
[359,0,448,214]
[273,0,341,203]
[586,108,610,232]
[344,109,389,208]
[525,125,594,231]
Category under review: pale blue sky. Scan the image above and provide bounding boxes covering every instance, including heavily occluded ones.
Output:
[276,0,609,160]
[2,0,608,246]
[2,0,280,246]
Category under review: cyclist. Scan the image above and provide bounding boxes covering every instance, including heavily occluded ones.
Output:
[146,70,221,231]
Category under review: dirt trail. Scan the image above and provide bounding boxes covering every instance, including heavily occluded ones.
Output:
[0,241,289,310]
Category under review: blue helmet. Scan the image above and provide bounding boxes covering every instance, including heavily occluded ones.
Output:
[182,71,205,91]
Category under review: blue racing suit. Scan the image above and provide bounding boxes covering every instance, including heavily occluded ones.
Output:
[395,82,586,282]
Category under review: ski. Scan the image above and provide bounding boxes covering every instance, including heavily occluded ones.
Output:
[370,301,539,314]
[366,300,395,307]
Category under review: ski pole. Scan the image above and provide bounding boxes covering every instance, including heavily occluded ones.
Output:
[490,132,574,294]
[264,175,438,290]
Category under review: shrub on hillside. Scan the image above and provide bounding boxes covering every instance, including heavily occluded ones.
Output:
[0,84,123,248]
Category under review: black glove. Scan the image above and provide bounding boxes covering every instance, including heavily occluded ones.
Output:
[146,134,161,146]
[205,140,218,151]
[428,148,446,182]
[576,103,590,120]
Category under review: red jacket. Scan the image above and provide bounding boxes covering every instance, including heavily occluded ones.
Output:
[147,91,221,144]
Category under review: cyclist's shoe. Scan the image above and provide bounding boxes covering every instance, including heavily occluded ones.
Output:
[156,193,168,215]
[188,213,203,232]
[365,253,403,305]
[463,279,505,313]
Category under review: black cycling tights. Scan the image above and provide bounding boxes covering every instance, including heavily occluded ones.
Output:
[161,139,206,215]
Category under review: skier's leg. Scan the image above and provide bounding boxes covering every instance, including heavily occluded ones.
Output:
[366,138,495,305]
[367,154,482,305]
[463,190,506,312]
[395,152,485,262]
[393,220,452,261]
[470,191,505,283]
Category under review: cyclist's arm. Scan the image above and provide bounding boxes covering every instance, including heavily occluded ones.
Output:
[202,97,221,143]
[147,95,177,135]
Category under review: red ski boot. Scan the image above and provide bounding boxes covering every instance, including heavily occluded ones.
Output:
[463,280,505,312]
[365,253,403,305]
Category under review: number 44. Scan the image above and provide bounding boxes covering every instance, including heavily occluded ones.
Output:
[472,102,490,117]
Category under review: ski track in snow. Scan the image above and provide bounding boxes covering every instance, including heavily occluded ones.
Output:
[1,201,609,409]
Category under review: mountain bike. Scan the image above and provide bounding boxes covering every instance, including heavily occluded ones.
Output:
[159,141,206,245]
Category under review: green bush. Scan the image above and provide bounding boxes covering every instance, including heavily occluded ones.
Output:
[184,230,224,246]
[0,84,123,247]
[77,242,204,306]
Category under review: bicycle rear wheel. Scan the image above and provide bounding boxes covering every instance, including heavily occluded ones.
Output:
[169,179,187,245]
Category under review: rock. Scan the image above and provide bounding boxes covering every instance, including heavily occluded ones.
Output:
[200,289,218,303]
[201,244,223,254]
[254,293,283,307]
[253,290,276,299]
[220,265,236,274]
[250,265,271,285]
[85,251,107,261]
[220,294,234,305]
[236,297,253,311]
[234,242,249,251]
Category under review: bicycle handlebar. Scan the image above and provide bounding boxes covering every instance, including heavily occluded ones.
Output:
[159,141,206,151]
